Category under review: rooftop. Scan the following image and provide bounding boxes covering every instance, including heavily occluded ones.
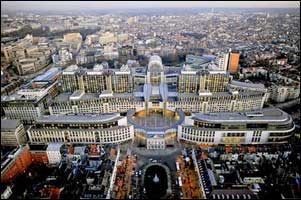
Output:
[47,143,63,151]
[53,92,133,102]
[36,113,123,124]
[179,90,265,98]
[1,119,21,130]
[70,90,85,100]
[33,67,61,82]
[230,80,266,89]
[1,91,47,103]
[62,65,80,74]
[192,108,291,123]
[29,144,48,151]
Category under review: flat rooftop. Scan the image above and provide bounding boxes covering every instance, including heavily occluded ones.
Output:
[36,113,123,124]
[47,143,63,151]
[230,80,266,89]
[192,108,291,123]
[179,90,265,98]
[53,92,133,102]
[33,67,61,82]
[1,119,21,130]
[1,92,45,103]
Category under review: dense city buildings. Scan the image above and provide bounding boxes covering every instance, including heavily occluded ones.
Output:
[1,34,55,75]
[1,2,300,200]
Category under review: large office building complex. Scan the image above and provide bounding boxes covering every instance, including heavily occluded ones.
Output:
[2,55,293,149]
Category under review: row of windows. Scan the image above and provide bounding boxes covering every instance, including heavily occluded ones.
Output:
[29,128,132,143]
[181,134,215,143]
[36,122,118,129]
[52,107,134,115]
[5,112,38,120]
[252,137,261,142]
[52,99,138,108]
[269,132,293,137]
[112,75,133,93]
[31,137,64,143]
[62,76,80,92]
[267,137,290,143]
[182,127,215,137]
[194,121,221,128]
[51,102,142,114]
[190,122,293,131]
[62,75,135,93]
[178,94,264,102]
[253,131,262,137]
[4,106,37,111]
[175,104,261,113]
[223,132,245,137]
[178,75,230,93]
[83,75,107,93]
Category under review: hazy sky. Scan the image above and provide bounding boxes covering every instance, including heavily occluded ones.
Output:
[2,1,299,12]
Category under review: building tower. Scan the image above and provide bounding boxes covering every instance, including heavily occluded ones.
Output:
[144,55,168,115]
[228,51,240,74]
[218,53,230,71]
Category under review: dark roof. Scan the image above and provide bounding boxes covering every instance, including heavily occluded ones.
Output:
[29,144,48,151]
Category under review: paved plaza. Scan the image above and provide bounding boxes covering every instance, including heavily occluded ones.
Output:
[132,112,178,128]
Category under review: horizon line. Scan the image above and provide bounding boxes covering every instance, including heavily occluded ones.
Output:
[2,6,300,12]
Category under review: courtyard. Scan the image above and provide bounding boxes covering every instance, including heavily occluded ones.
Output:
[131,110,179,129]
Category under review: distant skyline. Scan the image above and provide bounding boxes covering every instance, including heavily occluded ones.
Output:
[1,1,300,13]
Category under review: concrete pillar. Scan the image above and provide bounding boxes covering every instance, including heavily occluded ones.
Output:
[145,101,149,115]
[78,75,84,91]
[163,101,167,116]
[106,75,112,91]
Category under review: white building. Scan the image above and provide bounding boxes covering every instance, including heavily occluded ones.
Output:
[1,77,57,124]
[1,93,47,124]
[1,119,27,146]
[1,186,13,199]
[178,108,294,145]
[99,32,117,45]
[46,143,63,164]
[86,34,99,45]
[217,53,229,71]
[269,84,300,103]
[28,113,134,144]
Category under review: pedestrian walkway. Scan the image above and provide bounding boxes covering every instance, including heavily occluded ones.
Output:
[131,146,180,157]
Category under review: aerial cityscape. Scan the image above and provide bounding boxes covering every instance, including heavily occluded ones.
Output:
[1,1,300,199]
